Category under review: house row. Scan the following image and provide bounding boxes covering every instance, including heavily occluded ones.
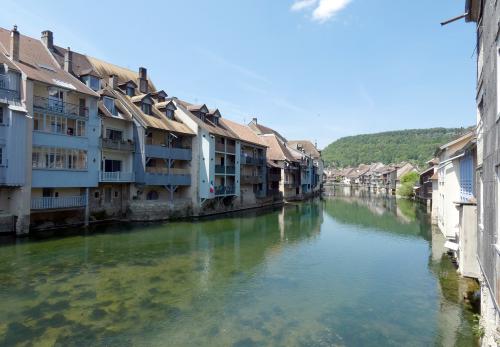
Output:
[0,26,323,235]
[429,1,500,343]
[325,162,417,194]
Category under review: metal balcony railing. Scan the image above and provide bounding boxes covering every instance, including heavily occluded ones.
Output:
[215,186,236,196]
[99,171,135,182]
[31,195,86,210]
[101,138,135,151]
[33,96,88,117]
[243,156,266,166]
[0,74,20,101]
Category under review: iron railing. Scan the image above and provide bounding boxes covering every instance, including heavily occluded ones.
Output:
[33,96,88,117]
[215,186,236,196]
[101,138,135,151]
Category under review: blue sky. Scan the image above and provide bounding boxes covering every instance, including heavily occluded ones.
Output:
[0,0,476,148]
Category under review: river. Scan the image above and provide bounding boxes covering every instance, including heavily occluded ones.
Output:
[0,189,477,346]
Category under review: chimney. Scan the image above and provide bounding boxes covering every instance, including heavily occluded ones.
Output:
[41,30,53,51]
[138,67,148,94]
[109,75,118,89]
[10,25,19,62]
[64,47,72,74]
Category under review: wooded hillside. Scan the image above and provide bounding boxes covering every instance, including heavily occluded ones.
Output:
[322,128,469,168]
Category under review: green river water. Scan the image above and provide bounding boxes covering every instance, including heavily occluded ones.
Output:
[0,190,477,346]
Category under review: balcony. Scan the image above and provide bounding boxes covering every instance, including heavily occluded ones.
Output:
[145,168,191,186]
[33,96,88,118]
[241,175,263,185]
[243,156,265,166]
[215,186,236,196]
[0,74,20,101]
[99,171,135,182]
[215,142,236,154]
[215,165,235,175]
[31,196,86,210]
[101,138,135,151]
[145,145,191,161]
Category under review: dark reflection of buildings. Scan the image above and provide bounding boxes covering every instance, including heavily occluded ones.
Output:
[323,186,477,346]
[323,186,430,240]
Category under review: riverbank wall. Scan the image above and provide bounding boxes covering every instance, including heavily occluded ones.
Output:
[6,193,323,235]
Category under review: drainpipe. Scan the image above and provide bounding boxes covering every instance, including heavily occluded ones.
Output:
[84,187,89,226]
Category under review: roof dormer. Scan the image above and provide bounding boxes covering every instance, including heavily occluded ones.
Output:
[119,80,138,97]
[207,108,221,125]
[80,68,101,91]
[151,90,168,103]
[187,104,209,121]
[130,93,154,115]
[156,100,177,120]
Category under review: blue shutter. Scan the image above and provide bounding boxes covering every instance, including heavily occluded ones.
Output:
[459,152,474,201]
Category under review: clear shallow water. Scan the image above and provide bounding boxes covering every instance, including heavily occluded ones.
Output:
[0,192,476,346]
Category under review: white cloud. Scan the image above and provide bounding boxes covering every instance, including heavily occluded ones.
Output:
[291,0,317,12]
[291,0,352,23]
[312,0,352,22]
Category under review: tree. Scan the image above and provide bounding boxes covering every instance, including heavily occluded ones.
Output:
[397,172,419,198]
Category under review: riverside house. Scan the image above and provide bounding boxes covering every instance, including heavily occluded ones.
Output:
[0,25,324,234]
[0,27,100,233]
[248,118,321,201]
[430,131,478,280]
[462,0,500,342]
[84,59,196,220]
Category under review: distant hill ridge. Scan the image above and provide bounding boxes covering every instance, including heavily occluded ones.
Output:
[322,127,471,168]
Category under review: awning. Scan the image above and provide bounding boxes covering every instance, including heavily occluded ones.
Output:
[444,241,459,251]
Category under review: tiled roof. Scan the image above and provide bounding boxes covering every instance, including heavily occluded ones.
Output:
[174,98,239,139]
[219,118,266,147]
[260,134,296,162]
[287,140,321,159]
[0,27,97,96]
[248,121,287,142]
[86,55,157,92]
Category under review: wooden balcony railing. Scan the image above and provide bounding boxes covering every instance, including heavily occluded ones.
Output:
[31,196,86,210]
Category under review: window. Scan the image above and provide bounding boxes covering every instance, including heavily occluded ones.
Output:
[32,147,87,170]
[76,120,86,137]
[147,190,159,200]
[84,75,100,91]
[0,106,3,124]
[104,159,122,172]
[106,129,123,141]
[142,102,152,115]
[126,86,135,97]
[33,113,85,137]
[103,97,116,115]
[459,152,475,201]
[166,109,175,120]
[79,98,86,117]
[33,113,43,130]
[0,147,3,166]
[94,191,100,199]
[48,88,64,112]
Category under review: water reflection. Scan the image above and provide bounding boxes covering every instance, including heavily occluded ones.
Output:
[0,192,476,346]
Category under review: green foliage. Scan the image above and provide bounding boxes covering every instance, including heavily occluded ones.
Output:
[401,171,419,184]
[322,127,470,168]
[397,172,419,198]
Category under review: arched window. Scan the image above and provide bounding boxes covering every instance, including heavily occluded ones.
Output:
[147,190,159,200]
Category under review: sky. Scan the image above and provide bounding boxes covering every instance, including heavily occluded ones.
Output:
[0,0,476,148]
